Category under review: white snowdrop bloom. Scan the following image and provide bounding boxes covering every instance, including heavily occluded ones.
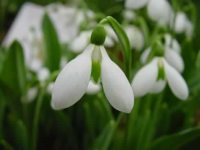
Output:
[69,30,92,53]
[86,80,101,95]
[125,25,144,50]
[47,82,54,94]
[147,0,173,26]
[103,26,117,47]
[125,0,149,10]
[174,12,188,33]
[174,12,193,38]
[164,34,181,53]
[37,68,50,82]
[132,57,189,100]
[141,35,184,72]
[123,10,137,21]
[26,87,38,102]
[52,45,134,113]
[141,47,184,73]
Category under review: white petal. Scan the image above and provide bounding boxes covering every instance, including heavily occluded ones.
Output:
[132,58,158,97]
[165,47,184,72]
[140,47,151,64]
[51,45,93,110]
[125,0,149,9]
[149,80,166,94]
[125,25,144,50]
[174,12,188,33]
[165,34,181,53]
[69,30,91,53]
[123,10,136,21]
[37,67,50,82]
[104,36,115,48]
[164,60,189,100]
[147,0,173,25]
[100,47,134,113]
[86,80,101,95]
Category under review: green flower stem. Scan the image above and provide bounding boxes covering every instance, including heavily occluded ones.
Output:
[100,16,132,79]
[31,85,46,150]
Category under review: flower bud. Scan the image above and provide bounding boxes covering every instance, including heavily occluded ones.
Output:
[90,25,106,45]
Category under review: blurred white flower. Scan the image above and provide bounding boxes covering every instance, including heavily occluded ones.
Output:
[52,45,134,113]
[174,12,193,38]
[125,25,144,50]
[132,57,189,100]
[140,35,184,72]
[86,80,101,95]
[69,30,92,53]
[37,68,50,82]
[125,0,149,10]
[47,82,54,94]
[123,10,137,21]
[147,0,173,26]
[26,87,38,102]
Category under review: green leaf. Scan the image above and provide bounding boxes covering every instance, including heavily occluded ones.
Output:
[150,127,200,150]
[8,117,29,150]
[93,120,115,150]
[0,140,14,150]
[0,41,27,96]
[101,16,131,78]
[42,13,61,72]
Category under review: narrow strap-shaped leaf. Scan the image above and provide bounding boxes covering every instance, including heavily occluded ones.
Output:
[0,41,27,96]
[101,16,132,79]
[42,13,61,72]
[150,127,200,150]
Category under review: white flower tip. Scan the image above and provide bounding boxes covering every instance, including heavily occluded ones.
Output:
[86,80,101,95]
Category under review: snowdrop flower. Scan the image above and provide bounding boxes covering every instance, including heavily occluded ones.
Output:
[52,25,134,113]
[147,0,173,26]
[69,30,92,53]
[125,0,149,10]
[174,12,193,38]
[123,10,136,21]
[37,67,50,82]
[125,25,144,50]
[141,35,184,72]
[86,80,101,95]
[132,57,189,100]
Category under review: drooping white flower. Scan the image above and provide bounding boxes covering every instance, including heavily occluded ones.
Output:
[125,25,144,50]
[125,0,149,10]
[174,12,193,38]
[69,30,92,53]
[52,45,134,113]
[132,57,189,100]
[123,10,137,21]
[147,0,173,26]
[140,35,184,72]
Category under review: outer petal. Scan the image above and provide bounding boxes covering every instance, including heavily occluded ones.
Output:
[164,60,189,100]
[165,47,184,72]
[147,0,173,25]
[165,34,181,53]
[140,47,151,64]
[132,58,158,97]
[69,30,91,53]
[51,45,93,110]
[149,80,166,94]
[174,12,187,33]
[125,25,144,50]
[125,0,149,10]
[100,47,134,113]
